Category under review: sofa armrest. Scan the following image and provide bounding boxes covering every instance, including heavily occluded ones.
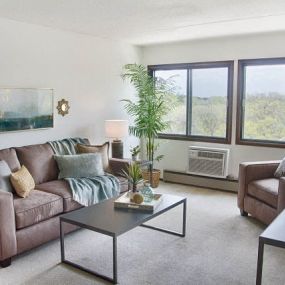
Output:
[109,158,131,176]
[278,177,285,213]
[238,161,280,209]
[0,191,17,261]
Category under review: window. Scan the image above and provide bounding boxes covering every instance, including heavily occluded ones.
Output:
[149,61,233,143]
[237,58,285,147]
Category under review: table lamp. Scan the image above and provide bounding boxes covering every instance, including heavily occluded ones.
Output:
[105,120,129,158]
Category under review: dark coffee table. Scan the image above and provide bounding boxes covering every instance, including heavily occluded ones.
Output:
[60,194,187,284]
[256,209,285,285]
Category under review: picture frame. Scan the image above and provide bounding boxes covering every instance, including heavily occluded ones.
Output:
[0,88,54,133]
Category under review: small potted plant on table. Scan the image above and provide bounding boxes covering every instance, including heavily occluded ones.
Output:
[121,162,145,204]
[121,162,144,193]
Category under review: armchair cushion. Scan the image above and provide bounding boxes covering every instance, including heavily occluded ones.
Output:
[248,178,279,208]
[14,190,63,229]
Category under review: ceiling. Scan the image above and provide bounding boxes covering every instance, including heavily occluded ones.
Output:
[0,0,285,46]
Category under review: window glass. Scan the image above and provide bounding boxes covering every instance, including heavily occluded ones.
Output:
[150,61,232,143]
[155,69,187,135]
[191,68,228,137]
[242,64,285,141]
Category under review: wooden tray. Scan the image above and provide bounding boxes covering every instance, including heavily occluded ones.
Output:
[114,192,163,212]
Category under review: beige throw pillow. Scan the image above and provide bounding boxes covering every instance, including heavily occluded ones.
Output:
[10,165,35,198]
[76,142,110,173]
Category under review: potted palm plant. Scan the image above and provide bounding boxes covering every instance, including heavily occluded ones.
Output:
[121,64,172,187]
[130,145,140,161]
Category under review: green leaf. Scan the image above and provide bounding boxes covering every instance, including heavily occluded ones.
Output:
[121,63,174,165]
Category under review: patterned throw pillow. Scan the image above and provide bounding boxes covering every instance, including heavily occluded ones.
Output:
[0,160,13,193]
[76,142,110,173]
[274,158,285,178]
[54,153,104,179]
[10,165,35,198]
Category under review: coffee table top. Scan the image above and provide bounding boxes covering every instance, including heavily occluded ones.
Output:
[61,194,186,237]
[260,209,285,245]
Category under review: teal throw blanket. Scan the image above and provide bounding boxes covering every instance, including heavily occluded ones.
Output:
[48,137,87,155]
[48,138,120,206]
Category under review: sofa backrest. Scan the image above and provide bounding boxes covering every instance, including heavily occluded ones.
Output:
[15,143,59,185]
[0,148,21,172]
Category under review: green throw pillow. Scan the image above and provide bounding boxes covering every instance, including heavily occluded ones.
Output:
[54,153,104,179]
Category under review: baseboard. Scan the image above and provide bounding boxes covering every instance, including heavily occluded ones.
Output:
[163,170,238,193]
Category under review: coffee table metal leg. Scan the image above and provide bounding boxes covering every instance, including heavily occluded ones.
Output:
[59,219,118,284]
[113,236,118,284]
[256,238,264,285]
[141,200,187,237]
[182,199,187,237]
[60,219,65,262]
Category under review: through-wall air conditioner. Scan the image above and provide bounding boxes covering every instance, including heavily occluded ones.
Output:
[187,146,230,178]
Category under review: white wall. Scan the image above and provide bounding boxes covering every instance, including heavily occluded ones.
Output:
[0,17,141,155]
[142,32,285,178]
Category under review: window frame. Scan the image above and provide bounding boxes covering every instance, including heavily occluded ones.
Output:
[236,57,285,148]
[148,61,234,144]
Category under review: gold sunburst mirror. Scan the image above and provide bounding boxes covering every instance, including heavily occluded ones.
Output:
[57,99,70,116]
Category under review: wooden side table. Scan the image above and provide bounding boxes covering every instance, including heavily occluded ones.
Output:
[256,209,285,285]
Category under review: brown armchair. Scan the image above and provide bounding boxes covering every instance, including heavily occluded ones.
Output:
[238,160,285,225]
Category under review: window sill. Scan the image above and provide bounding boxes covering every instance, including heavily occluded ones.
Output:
[236,138,285,148]
[157,134,231,144]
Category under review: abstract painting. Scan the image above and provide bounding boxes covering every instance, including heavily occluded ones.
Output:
[0,88,53,132]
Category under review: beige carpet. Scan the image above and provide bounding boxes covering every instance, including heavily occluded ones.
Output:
[1,182,285,285]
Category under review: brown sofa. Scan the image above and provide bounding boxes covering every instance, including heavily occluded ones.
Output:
[238,160,285,225]
[0,141,129,268]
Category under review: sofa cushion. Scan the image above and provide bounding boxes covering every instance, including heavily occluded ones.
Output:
[0,148,21,172]
[14,190,63,230]
[0,160,13,193]
[15,143,59,184]
[36,180,82,212]
[248,178,279,208]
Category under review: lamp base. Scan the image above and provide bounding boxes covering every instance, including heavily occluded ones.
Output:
[111,140,124,158]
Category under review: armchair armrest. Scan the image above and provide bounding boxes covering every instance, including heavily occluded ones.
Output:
[109,158,131,176]
[238,161,280,209]
[0,191,17,262]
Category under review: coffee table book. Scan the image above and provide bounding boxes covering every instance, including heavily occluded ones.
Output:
[114,192,163,212]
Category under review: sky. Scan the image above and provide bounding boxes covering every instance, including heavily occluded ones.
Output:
[155,67,228,98]
[245,65,285,95]
[156,65,285,98]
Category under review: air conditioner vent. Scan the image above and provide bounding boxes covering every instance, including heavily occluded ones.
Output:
[187,146,230,178]
[197,151,224,159]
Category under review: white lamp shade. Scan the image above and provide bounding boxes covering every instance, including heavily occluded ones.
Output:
[105,120,129,139]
